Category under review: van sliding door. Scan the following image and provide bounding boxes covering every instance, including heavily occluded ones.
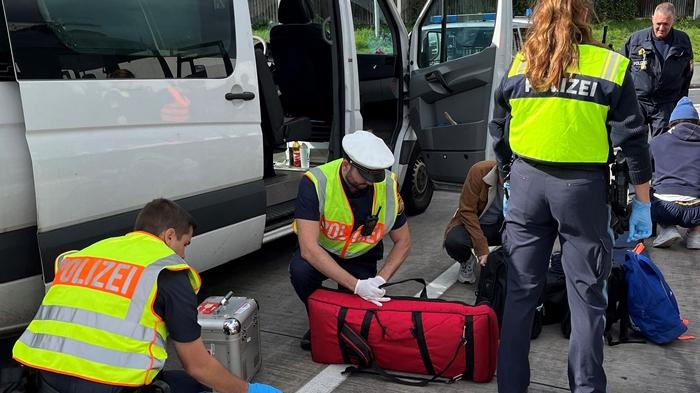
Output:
[4,0,266,282]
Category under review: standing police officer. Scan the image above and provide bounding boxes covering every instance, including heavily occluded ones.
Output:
[290,131,411,349]
[489,1,653,392]
[621,2,694,137]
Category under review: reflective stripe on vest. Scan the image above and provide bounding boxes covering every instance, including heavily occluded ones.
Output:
[507,44,629,164]
[13,231,201,387]
[304,159,398,258]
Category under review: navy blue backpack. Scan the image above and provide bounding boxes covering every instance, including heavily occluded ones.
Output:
[624,243,688,345]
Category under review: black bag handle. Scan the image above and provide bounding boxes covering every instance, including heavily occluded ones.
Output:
[379,278,428,299]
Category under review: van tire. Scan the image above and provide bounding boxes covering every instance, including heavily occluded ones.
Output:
[400,147,433,216]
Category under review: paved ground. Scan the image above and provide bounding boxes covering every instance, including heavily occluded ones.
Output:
[191,191,698,393]
[691,63,700,88]
[1,191,698,392]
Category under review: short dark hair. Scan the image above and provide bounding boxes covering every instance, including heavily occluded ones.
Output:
[134,198,196,238]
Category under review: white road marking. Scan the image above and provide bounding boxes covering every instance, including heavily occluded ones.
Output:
[423,262,461,299]
[294,262,461,393]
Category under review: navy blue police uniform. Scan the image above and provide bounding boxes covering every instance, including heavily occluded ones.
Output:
[621,27,694,137]
[490,45,652,393]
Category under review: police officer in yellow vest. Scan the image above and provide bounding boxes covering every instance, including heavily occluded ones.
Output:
[489,1,653,392]
[290,131,411,350]
[13,199,281,393]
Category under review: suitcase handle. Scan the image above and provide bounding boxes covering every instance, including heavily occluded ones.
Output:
[380,278,428,299]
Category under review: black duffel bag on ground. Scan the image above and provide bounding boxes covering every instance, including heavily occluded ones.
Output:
[475,248,543,339]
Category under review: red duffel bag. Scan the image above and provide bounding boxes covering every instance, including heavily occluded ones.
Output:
[308,279,499,385]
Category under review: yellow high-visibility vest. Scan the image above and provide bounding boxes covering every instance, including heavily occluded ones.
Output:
[507,44,629,164]
[301,159,399,258]
[13,231,201,387]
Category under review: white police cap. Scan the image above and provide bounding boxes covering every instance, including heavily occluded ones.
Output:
[342,131,395,181]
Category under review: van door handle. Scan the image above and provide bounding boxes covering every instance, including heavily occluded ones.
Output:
[225,92,255,101]
[425,70,452,94]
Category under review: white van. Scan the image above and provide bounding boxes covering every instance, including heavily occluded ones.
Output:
[0,0,514,333]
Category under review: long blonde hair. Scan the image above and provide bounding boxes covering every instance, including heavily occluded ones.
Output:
[523,0,601,92]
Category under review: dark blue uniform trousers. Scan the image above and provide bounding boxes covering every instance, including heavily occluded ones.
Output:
[497,160,613,393]
[289,249,378,305]
[640,100,675,138]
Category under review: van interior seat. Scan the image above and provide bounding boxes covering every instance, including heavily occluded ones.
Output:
[255,48,311,178]
[269,0,333,128]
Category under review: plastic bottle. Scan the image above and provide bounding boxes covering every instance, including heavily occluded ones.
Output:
[300,143,310,169]
[291,141,301,167]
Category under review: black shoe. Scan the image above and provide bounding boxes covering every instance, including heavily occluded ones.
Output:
[300,330,311,351]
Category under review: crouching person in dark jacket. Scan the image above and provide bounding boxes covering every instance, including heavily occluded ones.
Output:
[650,97,700,249]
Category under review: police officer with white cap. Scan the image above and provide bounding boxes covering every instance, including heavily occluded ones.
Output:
[290,130,411,350]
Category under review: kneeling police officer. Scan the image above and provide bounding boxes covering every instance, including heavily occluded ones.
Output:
[290,131,411,349]
[13,199,280,393]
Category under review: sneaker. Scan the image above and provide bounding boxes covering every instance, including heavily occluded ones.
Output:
[686,231,700,250]
[458,255,477,284]
[300,330,311,351]
[652,225,681,248]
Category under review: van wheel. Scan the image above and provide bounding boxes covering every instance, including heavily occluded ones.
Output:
[400,148,433,216]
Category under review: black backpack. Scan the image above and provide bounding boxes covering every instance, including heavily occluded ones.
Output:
[543,252,568,326]
[559,234,645,345]
[475,248,543,339]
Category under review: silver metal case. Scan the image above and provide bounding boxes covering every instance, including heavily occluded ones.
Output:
[197,295,261,383]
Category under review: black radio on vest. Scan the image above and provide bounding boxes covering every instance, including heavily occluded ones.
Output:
[361,206,382,236]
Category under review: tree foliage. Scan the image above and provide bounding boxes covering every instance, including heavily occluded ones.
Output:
[593,0,638,21]
[513,0,531,16]
[513,0,638,21]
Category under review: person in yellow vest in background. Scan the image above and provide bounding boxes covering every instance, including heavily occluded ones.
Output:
[290,130,411,350]
[489,1,652,392]
[13,199,281,393]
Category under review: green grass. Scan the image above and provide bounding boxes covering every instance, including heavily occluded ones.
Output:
[592,19,700,59]
[252,29,270,43]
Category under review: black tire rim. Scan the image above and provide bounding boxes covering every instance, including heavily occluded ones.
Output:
[412,158,429,196]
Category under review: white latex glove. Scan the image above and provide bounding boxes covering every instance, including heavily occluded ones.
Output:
[354,276,391,306]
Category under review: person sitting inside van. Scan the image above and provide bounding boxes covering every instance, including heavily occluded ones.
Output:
[650,97,700,249]
[444,160,503,283]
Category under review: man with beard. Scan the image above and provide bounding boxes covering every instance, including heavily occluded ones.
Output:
[289,131,411,350]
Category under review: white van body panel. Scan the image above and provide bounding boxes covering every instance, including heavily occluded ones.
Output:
[20,69,262,232]
[383,0,413,181]
[184,216,265,273]
[0,0,267,333]
[339,0,363,135]
[0,82,34,232]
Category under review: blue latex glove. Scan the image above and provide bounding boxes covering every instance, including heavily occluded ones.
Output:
[502,181,511,217]
[249,383,283,393]
[628,198,652,242]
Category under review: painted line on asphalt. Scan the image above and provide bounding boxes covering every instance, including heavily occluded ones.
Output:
[294,262,461,393]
